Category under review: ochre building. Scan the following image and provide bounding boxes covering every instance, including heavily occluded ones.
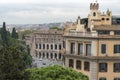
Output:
[63,1,120,80]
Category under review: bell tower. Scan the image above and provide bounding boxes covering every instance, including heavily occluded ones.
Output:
[88,0,101,28]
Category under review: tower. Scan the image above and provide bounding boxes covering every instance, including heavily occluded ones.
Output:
[88,1,101,28]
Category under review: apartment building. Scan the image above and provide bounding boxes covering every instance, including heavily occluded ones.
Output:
[63,1,120,80]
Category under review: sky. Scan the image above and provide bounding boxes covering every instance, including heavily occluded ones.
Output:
[0,0,119,24]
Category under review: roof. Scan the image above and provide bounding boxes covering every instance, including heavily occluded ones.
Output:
[93,25,120,30]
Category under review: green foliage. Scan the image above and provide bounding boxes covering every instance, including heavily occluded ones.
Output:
[81,18,88,24]
[0,22,32,80]
[0,22,9,46]
[11,27,18,39]
[0,47,27,80]
[50,26,62,30]
[18,30,33,39]
[25,65,89,80]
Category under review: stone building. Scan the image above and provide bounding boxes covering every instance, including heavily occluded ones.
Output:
[26,29,64,60]
[62,1,120,80]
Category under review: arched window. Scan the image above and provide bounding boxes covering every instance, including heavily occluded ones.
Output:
[55,44,57,50]
[51,44,53,50]
[47,53,49,58]
[43,44,45,49]
[59,44,61,50]
[43,53,45,58]
[39,52,41,58]
[93,12,96,16]
[47,44,49,49]
[55,53,57,59]
[35,52,38,58]
[59,53,61,59]
[51,53,53,59]
[102,18,105,20]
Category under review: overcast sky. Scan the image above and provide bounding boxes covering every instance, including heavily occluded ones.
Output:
[0,0,119,24]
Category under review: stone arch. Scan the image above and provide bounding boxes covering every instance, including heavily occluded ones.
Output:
[55,53,57,59]
[46,53,49,58]
[51,53,53,59]
[47,44,49,49]
[39,52,41,58]
[43,52,45,58]
[35,52,38,58]
[59,53,61,59]
[51,44,53,49]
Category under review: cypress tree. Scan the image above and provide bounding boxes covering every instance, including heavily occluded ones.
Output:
[1,22,9,46]
[11,27,18,39]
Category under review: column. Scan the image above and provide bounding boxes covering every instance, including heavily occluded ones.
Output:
[75,42,78,55]
[41,43,43,50]
[41,52,43,58]
[53,53,55,59]
[83,43,86,56]
[57,53,59,60]
[53,43,55,50]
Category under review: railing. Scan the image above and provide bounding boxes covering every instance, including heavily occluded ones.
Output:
[65,51,92,57]
[64,32,98,37]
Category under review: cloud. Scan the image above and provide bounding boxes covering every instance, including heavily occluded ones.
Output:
[0,0,119,24]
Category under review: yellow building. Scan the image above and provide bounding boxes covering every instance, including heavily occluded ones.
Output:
[63,1,120,80]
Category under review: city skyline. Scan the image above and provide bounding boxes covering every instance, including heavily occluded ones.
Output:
[0,0,119,24]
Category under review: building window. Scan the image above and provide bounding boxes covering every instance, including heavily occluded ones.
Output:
[99,77,106,80]
[51,44,53,50]
[71,43,75,54]
[76,60,81,69]
[84,61,90,71]
[102,18,105,20]
[86,44,91,56]
[106,18,110,21]
[114,63,120,72]
[114,78,120,80]
[43,44,45,49]
[55,44,57,50]
[69,59,74,68]
[39,44,41,49]
[93,12,96,16]
[101,44,106,54]
[78,43,83,55]
[59,44,61,50]
[47,44,49,49]
[114,45,120,53]
[99,63,107,72]
[115,31,120,35]
[36,43,38,49]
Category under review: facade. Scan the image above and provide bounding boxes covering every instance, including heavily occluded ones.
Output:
[26,29,64,60]
[63,1,120,80]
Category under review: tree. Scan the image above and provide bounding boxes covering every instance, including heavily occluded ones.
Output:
[0,47,27,80]
[11,27,18,39]
[0,22,9,46]
[25,65,89,80]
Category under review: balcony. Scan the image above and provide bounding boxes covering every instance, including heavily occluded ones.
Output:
[64,32,98,38]
[64,32,120,39]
